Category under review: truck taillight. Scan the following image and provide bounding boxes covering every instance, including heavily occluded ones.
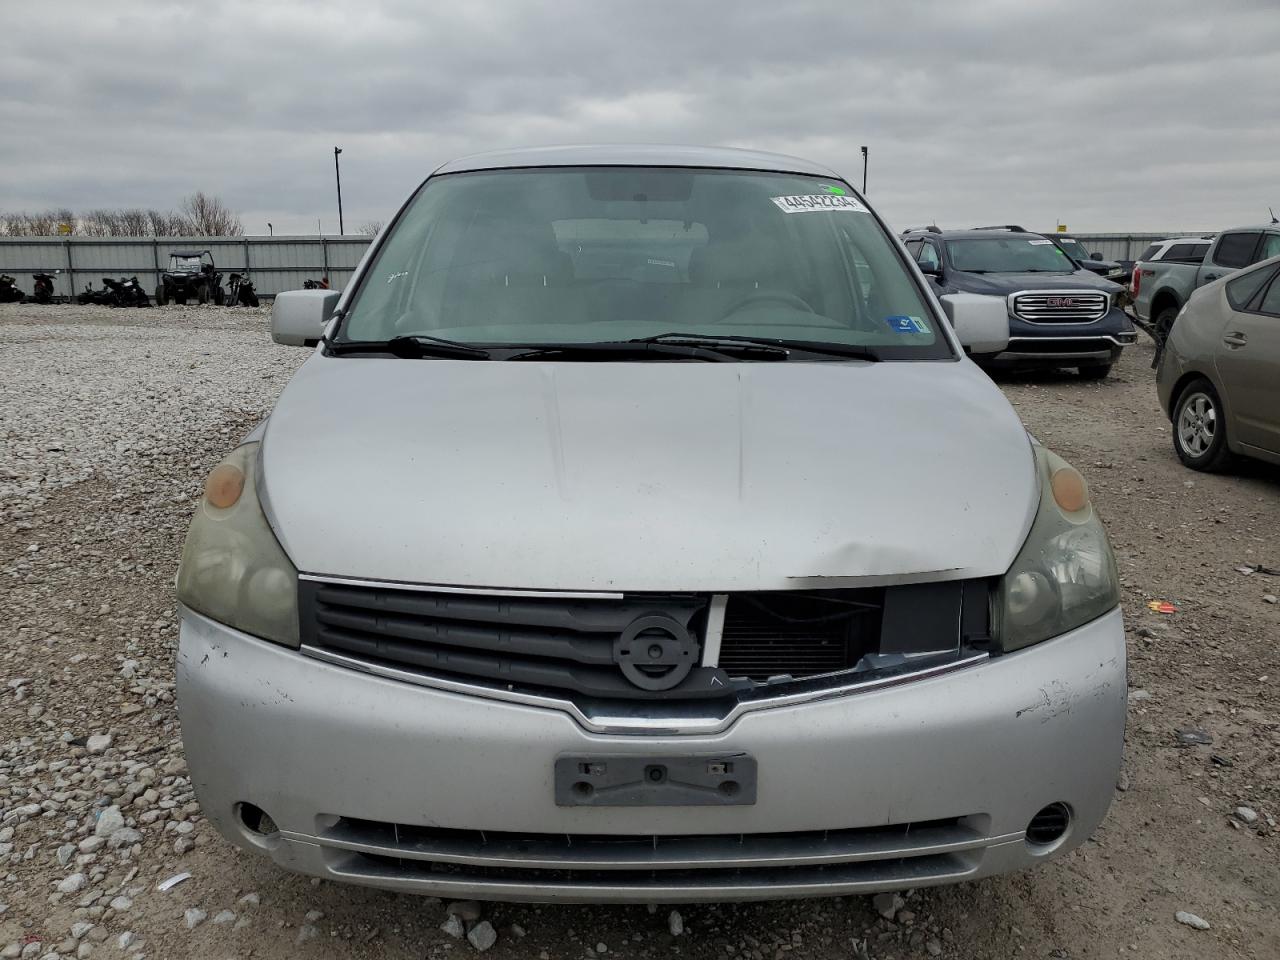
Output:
[1131,267,1141,296]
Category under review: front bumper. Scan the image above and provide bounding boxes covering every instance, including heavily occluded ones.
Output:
[177,606,1126,903]
[984,308,1137,367]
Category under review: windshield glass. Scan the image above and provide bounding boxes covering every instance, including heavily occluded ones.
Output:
[946,236,1075,273]
[338,167,951,360]
[1056,237,1090,259]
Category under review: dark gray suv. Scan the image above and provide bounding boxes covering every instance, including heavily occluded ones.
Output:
[902,227,1137,378]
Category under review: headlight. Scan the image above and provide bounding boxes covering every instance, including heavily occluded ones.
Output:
[994,444,1119,651]
[176,442,299,647]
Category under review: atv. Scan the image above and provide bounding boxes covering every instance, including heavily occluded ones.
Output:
[0,274,25,303]
[225,272,260,307]
[156,250,224,305]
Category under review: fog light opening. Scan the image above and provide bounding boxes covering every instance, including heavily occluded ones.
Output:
[235,802,279,838]
[1026,802,1071,847]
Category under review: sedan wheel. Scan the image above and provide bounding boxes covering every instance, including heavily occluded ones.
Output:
[1173,379,1232,472]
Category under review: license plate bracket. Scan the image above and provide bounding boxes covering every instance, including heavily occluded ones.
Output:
[554,754,757,806]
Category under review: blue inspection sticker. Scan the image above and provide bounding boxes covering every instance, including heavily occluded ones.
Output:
[885,315,930,334]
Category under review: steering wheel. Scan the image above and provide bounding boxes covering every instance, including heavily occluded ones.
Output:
[714,291,816,323]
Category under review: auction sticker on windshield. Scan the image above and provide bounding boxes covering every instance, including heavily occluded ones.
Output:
[885,315,930,334]
[771,195,868,214]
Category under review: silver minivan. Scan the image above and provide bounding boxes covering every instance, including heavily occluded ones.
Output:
[175,145,1125,903]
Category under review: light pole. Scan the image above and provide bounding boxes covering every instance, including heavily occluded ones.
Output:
[333,146,344,236]
[267,222,273,237]
[860,146,868,194]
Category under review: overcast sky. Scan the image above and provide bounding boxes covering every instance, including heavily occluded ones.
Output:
[3,0,1277,235]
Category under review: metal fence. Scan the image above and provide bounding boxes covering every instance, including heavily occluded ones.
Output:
[0,235,373,300]
[0,230,1219,301]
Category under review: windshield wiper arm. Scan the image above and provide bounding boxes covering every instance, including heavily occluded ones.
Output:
[627,333,791,358]
[636,333,881,362]
[327,335,493,360]
[506,340,772,362]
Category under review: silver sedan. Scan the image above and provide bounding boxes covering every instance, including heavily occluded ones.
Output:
[1157,253,1280,471]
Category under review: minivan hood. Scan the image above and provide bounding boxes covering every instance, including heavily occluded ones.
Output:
[260,356,1038,592]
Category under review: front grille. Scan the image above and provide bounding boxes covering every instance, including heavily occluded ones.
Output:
[300,581,718,701]
[718,591,877,681]
[1011,291,1108,323]
[330,849,979,897]
[315,815,988,894]
[300,578,981,710]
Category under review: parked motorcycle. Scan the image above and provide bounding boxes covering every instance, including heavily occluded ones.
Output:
[108,276,150,307]
[32,272,56,304]
[0,274,25,303]
[78,277,149,307]
[78,280,117,305]
[226,272,260,307]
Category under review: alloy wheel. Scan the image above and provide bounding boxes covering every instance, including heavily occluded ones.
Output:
[1177,392,1216,457]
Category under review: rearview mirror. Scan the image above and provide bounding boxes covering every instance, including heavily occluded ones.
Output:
[918,260,942,277]
[271,290,340,346]
[1090,252,1103,261]
[939,293,1009,355]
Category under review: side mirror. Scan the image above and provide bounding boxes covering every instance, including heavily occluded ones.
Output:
[1090,252,1103,261]
[939,293,1009,355]
[271,290,340,346]
[918,260,942,277]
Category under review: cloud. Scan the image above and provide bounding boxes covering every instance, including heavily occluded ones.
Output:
[2,0,1277,233]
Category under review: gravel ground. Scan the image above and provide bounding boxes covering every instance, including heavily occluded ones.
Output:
[1,302,1278,960]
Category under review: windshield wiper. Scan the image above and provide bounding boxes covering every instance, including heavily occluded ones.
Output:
[327,335,493,360]
[508,341,746,362]
[635,333,882,362]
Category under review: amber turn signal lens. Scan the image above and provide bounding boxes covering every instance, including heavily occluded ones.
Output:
[1050,467,1088,513]
[204,463,245,509]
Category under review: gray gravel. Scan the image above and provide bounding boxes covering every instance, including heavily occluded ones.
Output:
[1,303,1278,960]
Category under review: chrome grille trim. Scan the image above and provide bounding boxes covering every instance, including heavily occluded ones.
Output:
[1009,290,1109,324]
[303,815,1003,871]
[300,643,989,736]
[299,572,624,601]
[321,846,985,901]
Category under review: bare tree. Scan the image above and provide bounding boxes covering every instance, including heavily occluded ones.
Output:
[1,196,244,237]
[115,208,151,236]
[82,209,121,237]
[2,210,74,236]
[357,220,383,237]
[146,209,186,237]
[180,192,243,236]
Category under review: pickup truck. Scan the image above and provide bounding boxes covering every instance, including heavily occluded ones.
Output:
[1133,224,1280,343]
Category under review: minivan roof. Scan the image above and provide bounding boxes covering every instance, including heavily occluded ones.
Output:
[433,144,841,178]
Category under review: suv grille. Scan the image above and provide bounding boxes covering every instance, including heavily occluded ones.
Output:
[1011,291,1108,323]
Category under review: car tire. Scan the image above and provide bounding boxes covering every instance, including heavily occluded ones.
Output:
[155,284,167,306]
[1078,363,1112,380]
[214,286,225,306]
[1172,378,1233,472]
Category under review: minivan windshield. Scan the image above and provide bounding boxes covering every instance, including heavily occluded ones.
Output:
[337,167,952,360]
[947,237,1076,274]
